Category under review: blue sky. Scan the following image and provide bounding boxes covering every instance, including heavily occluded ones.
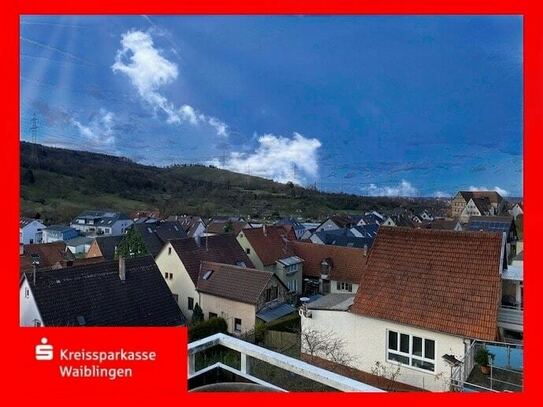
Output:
[20,15,523,197]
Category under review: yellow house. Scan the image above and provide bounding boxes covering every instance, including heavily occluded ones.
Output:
[236,225,303,294]
[196,261,293,334]
[155,235,254,319]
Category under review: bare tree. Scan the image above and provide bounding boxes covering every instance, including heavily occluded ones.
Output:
[370,361,402,391]
[300,327,357,367]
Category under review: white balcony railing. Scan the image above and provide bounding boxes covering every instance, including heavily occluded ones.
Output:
[188,333,384,392]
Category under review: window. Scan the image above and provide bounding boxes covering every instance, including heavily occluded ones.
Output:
[336,282,353,292]
[24,287,30,298]
[209,312,217,319]
[265,286,278,302]
[188,297,194,310]
[168,247,172,255]
[387,330,435,372]
[164,272,173,280]
[246,248,250,254]
[288,279,297,292]
[234,318,242,332]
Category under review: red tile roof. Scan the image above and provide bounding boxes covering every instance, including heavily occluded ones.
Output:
[196,261,278,305]
[20,242,75,274]
[240,225,297,266]
[459,191,503,205]
[206,220,249,235]
[291,241,368,284]
[350,227,503,341]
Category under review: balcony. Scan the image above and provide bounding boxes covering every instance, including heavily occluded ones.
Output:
[188,333,384,392]
[451,340,523,392]
[498,305,523,333]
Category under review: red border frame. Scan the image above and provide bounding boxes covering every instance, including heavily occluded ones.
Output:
[3,0,541,404]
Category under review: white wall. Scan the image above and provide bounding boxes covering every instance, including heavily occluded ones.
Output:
[301,310,466,391]
[20,220,45,244]
[199,292,256,335]
[330,281,359,294]
[20,278,44,327]
[155,243,198,319]
[110,219,133,236]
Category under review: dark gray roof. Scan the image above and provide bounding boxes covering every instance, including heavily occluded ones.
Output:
[307,294,356,311]
[25,256,185,326]
[318,234,374,249]
[466,216,516,236]
[197,261,278,305]
[170,235,254,285]
[134,221,188,257]
[43,224,76,233]
[256,303,296,322]
[351,224,380,238]
[94,235,124,260]
[65,236,94,246]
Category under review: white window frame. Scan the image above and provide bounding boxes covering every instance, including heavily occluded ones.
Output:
[386,329,436,373]
[234,318,242,332]
[336,281,353,292]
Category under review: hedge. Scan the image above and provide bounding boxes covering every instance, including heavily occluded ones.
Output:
[188,317,228,342]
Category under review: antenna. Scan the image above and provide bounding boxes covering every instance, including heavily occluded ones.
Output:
[30,113,39,165]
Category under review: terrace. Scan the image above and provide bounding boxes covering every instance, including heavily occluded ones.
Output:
[451,340,523,392]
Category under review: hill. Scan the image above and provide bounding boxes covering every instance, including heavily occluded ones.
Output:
[20,142,448,224]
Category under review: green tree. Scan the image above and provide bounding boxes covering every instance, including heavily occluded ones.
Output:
[191,303,204,325]
[223,220,234,233]
[116,227,148,258]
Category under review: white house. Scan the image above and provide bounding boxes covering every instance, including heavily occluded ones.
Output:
[300,227,504,392]
[155,235,254,319]
[20,218,45,244]
[70,210,133,236]
[510,202,523,220]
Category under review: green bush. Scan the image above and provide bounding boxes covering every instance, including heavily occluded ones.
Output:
[191,303,204,325]
[474,348,495,367]
[189,317,228,342]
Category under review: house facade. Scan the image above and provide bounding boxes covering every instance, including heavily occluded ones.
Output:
[452,191,505,218]
[70,210,133,236]
[292,241,368,296]
[300,227,504,392]
[155,235,254,319]
[196,261,290,334]
[302,305,466,391]
[20,218,45,244]
[459,198,493,223]
[42,225,79,243]
[236,225,303,294]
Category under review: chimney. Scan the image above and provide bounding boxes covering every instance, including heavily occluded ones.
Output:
[20,243,24,256]
[363,244,368,256]
[263,224,267,237]
[119,256,126,281]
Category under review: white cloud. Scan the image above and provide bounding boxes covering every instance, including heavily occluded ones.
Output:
[112,30,228,136]
[468,185,509,196]
[71,109,115,146]
[362,180,418,197]
[209,133,321,185]
[433,191,450,198]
